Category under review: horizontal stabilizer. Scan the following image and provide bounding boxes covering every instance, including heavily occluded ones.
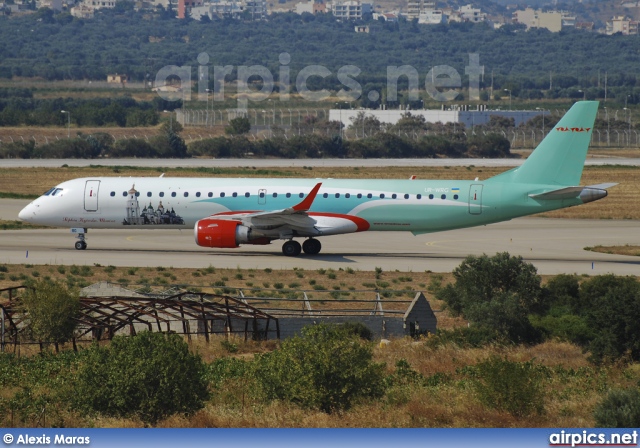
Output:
[529,183,616,204]
[529,186,584,200]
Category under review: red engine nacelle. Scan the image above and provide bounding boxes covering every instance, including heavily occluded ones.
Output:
[194,218,271,248]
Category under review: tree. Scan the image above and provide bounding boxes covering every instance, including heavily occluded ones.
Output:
[466,133,511,158]
[436,252,544,343]
[594,388,640,427]
[254,323,386,413]
[224,116,251,135]
[348,111,381,137]
[75,332,209,425]
[19,279,79,348]
[581,275,640,363]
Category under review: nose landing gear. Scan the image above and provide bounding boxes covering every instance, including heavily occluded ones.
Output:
[71,228,88,250]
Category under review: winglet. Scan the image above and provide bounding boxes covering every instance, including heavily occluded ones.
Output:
[292,182,322,211]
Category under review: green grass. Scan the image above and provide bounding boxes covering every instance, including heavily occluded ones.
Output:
[0,192,38,199]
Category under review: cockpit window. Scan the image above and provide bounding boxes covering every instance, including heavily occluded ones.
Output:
[51,188,63,196]
[43,188,55,196]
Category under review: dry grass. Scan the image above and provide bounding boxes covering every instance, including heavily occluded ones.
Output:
[0,263,448,317]
[585,245,640,257]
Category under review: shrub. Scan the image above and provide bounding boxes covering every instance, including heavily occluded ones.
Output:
[74,332,209,424]
[425,326,506,349]
[338,321,373,341]
[594,388,640,427]
[254,324,386,413]
[472,356,546,417]
[436,252,544,344]
[18,279,79,345]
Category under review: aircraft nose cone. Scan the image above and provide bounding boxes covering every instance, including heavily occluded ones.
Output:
[18,203,34,221]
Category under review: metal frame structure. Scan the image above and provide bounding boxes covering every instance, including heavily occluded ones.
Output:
[1,287,279,353]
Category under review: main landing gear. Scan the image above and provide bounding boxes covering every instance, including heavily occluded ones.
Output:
[71,228,88,250]
[281,238,322,256]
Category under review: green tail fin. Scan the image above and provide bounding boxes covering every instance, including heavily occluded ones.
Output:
[501,101,599,186]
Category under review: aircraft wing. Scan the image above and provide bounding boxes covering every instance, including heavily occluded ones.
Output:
[209,182,323,234]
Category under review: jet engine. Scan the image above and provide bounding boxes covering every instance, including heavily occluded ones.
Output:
[194,218,271,248]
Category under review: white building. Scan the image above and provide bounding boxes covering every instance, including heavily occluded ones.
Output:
[406,0,434,21]
[70,4,94,17]
[513,8,563,32]
[244,0,267,19]
[190,0,242,19]
[418,8,444,24]
[459,4,485,23]
[330,0,371,20]
[329,108,544,129]
[606,16,639,35]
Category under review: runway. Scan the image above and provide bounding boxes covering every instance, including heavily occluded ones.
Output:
[1,199,638,275]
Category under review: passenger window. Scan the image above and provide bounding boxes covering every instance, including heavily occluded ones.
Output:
[208,192,213,198]
[160,192,165,197]
[345,193,351,198]
[367,193,372,199]
[245,192,250,198]
[404,194,409,199]
[417,194,422,199]
[286,193,291,198]
[454,194,459,200]
[171,192,177,197]
[196,192,201,197]
[147,192,152,197]
[122,192,127,197]
[110,191,115,197]
[357,193,362,199]
[220,192,226,198]
[135,192,140,197]
[323,193,328,198]
[380,194,385,199]
[259,192,265,198]
[184,192,189,197]
[441,194,446,200]
[272,193,278,198]
[299,193,304,198]
[392,194,397,199]
[232,192,238,197]
[429,194,434,199]
[335,193,341,198]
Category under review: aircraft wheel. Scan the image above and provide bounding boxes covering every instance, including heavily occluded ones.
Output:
[282,240,302,257]
[302,238,321,255]
[75,241,87,250]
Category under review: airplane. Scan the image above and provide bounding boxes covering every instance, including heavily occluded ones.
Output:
[18,101,615,257]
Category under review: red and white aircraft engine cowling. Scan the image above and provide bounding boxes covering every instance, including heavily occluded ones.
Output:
[194,218,270,248]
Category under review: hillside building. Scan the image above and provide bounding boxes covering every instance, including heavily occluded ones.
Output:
[606,16,639,35]
[329,0,371,21]
[512,8,575,32]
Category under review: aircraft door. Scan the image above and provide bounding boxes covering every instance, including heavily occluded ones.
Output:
[84,180,100,212]
[468,184,483,215]
[258,189,267,205]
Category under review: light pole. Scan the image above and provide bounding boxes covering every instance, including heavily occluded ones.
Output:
[336,102,342,139]
[604,107,610,147]
[503,89,511,111]
[625,94,631,109]
[205,89,212,126]
[60,110,70,138]
[535,107,545,138]
[578,89,586,101]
